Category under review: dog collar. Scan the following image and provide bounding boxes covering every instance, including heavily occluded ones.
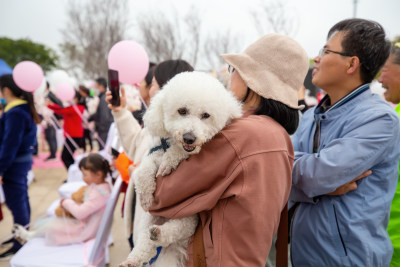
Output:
[149,138,170,155]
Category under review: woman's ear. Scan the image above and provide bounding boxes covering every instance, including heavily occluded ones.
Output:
[143,90,168,137]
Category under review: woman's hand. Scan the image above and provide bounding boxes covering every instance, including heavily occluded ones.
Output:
[0,176,3,185]
[327,170,372,196]
[45,99,52,106]
[106,86,127,112]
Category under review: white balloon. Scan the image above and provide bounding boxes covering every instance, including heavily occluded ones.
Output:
[47,70,74,93]
[33,78,47,97]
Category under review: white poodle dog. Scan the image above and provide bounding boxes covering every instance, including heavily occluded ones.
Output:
[119,71,242,267]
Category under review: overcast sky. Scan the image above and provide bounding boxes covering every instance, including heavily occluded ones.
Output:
[1,0,399,65]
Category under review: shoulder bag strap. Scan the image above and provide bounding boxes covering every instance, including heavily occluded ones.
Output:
[276,203,288,267]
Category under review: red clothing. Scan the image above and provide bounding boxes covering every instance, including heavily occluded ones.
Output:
[47,104,85,138]
[149,115,293,267]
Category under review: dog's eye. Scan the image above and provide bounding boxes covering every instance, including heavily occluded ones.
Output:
[178,108,188,116]
[201,113,210,119]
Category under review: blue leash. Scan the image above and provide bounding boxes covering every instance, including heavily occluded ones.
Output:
[148,246,162,265]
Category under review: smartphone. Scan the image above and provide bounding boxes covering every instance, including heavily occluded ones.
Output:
[108,69,120,106]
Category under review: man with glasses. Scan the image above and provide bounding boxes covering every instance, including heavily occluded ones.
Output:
[290,18,400,266]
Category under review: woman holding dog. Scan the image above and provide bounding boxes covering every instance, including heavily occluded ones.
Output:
[106,59,194,249]
[148,34,309,266]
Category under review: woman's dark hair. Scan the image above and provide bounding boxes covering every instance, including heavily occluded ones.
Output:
[74,90,86,107]
[78,85,90,97]
[328,18,391,83]
[390,44,400,66]
[144,62,157,86]
[79,153,111,179]
[0,74,42,123]
[247,88,299,134]
[154,59,194,89]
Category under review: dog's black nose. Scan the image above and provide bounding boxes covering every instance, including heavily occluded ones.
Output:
[183,133,196,144]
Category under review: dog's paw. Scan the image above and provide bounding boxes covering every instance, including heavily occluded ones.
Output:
[118,259,143,267]
[149,225,161,241]
[156,162,173,177]
[140,193,154,211]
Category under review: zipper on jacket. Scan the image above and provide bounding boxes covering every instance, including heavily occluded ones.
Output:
[332,204,347,256]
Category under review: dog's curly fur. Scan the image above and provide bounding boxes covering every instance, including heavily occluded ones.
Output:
[119,72,242,267]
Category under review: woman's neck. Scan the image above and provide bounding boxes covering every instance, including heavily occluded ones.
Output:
[144,97,150,107]
[242,92,260,113]
[5,95,19,104]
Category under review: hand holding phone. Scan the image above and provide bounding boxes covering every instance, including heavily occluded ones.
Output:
[105,86,126,112]
[108,69,120,107]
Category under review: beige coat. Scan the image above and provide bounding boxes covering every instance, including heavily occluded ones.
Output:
[150,115,293,267]
[112,108,154,240]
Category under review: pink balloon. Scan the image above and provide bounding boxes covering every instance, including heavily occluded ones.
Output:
[55,83,75,102]
[13,61,44,92]
[108,40,149,84]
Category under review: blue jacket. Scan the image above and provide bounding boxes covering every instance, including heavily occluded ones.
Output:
[290,87,400,267]
[0,104,37,176]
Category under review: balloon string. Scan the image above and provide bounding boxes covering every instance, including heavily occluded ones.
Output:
[70,102,106,148]
[50,114,80,152]
[138,94,148,110]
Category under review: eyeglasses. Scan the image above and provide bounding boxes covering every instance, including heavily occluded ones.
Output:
[318,47,352,58]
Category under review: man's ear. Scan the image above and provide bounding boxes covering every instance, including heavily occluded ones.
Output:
[347,56,361,75]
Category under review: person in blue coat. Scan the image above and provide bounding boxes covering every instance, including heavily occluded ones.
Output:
[290,19,400,266]
[0,74,41,259]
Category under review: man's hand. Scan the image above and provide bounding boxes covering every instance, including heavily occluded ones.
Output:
[0,176,3,185]
[327,170,372,196]
[106,86,127,112]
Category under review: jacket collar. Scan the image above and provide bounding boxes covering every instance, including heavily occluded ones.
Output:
[315,84,370,115]
[4,99,27,112]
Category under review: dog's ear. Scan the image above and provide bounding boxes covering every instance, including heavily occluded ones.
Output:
[213,93,243,130]
[226,94,243,122]
[143,90,168,137]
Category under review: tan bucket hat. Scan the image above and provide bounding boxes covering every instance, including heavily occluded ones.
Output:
[221,33,309,110]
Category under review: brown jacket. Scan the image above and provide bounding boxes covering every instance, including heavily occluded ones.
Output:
[150,115,293,266]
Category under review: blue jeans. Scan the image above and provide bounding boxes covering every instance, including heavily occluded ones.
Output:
[3,161,32,249]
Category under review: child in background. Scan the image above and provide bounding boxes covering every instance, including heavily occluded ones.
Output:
[0,74,41,259]
[47,91,85,170]
[13,153,111,246]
